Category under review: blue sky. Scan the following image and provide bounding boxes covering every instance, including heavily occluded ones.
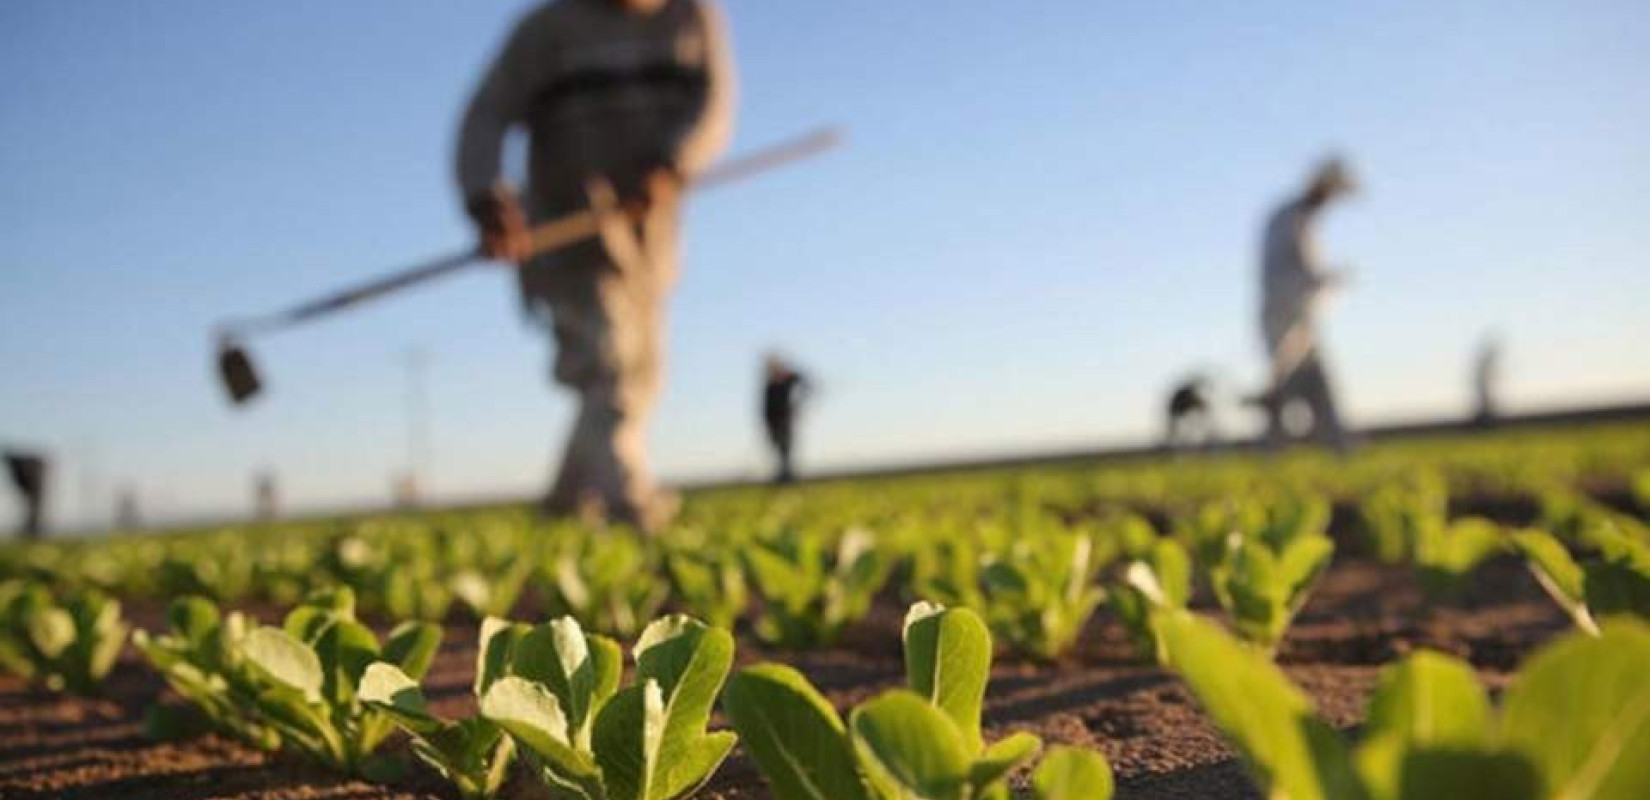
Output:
[2,1,1647,529]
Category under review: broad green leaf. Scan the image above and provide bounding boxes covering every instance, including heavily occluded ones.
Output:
[902,603,992,753]
[242,627,324,703]
[358,662,442,734]
[1355,651,1492,800]
[315,618,379,705]
[1157,611,1367,800]
[1031,746,1115,800]
[475,616,529,695]
[166,596,221,646]
[481,676,602,791]
[967,732,1041,791]
[383,621,441,681]
[1501,621,1650,800]
[849,690,974,800]
[724,664,873,800]
[1512,529,1599,635]
[27,608,75,659]
[1150,539,1192,608]
[592,680,667,800]
[633,616,736,799]
[1278,535,1335,612]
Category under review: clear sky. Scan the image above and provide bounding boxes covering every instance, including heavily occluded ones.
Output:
[2,1,1647,529]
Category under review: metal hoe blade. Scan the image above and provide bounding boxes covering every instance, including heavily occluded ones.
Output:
[217,340,263,405]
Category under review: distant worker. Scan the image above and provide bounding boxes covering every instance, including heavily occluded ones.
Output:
[1256,157,1357,452]
[456,0,736,531]
[761,355,811,484]
[4,451,49,540]
[1473,335,1503,426]
[1163,375,1217,451]
[254,471,279,520]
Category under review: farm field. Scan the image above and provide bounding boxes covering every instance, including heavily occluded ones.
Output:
[3,420,1648,800]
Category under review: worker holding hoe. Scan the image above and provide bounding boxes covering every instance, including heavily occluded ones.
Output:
[457,0,735,532]
[1256,157,1357,452]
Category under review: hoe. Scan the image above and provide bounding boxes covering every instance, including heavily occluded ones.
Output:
[214,128,841,406]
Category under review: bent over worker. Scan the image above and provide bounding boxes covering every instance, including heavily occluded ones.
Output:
[1258,158,1356,452]
[456,0,735,531]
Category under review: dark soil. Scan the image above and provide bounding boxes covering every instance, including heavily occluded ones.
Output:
[0,549,1571,800]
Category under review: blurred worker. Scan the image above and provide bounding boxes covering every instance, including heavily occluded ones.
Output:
[4,451,49,540]
[1256,157,1356,452]
[1163,374,1217,451]
[254,470,280,520]
[1473,335,1503,426]
[456,0,736,531]
[762,355,811,484]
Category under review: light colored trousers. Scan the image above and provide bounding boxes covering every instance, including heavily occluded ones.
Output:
[527,204,679,529]
[1265,348,1349,452]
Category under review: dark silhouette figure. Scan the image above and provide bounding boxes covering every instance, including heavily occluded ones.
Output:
[762,355,810,484]
[1473,335,1503,427]
[1164,377,1217,450]
[5,452,49,539]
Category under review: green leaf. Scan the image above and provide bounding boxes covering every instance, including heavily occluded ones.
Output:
[724,664,873,800]
[383,621,441,681]
[1031,746,1115,800]
[358,662,442,734]
[849,690,974,800]
[633,616,737,800]
[1157,611,1367,800]
[902,603,992,754]
[1511,529,1600,635]
[968,732,1041,792]
[475,616,529,696]
[242,627,324,703]
[27,607,75,659]
[592,680,666,800]
[1354,651,1492,800]
[315,618,380,706]
[166,596,221,646]
[480,675,602,792]
[1501,621,1650,800]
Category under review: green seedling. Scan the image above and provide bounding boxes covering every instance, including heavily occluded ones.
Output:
[1109,538,1192,664]
[745,527,892,648]
[0,580,128,695]
[358,617,531,799]
[1157,609,1650,800]
[480,614,736,800]
[236,587,442,777]
[132,595,280,748]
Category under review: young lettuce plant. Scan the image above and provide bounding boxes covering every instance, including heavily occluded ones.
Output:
[236,587,442,777]
[745,527,892,648]
[542,533,670,638]
[0,580,128,695]
[1108,538,1192,664]
[132,595,281,748]
[664,549,748,631]
[975,530,1107,660]
[1412,517,1506,597]
[1511,525,1650,635]
[479,614,736,800]
[1208,531,1334,654]
[726,602,1115,800]
[1156,609,1650,800]
[357,617,533,799]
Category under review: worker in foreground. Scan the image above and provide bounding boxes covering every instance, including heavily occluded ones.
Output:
[456,0,735,531]
[761,354,811,484]
[1256,158,1356,452]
